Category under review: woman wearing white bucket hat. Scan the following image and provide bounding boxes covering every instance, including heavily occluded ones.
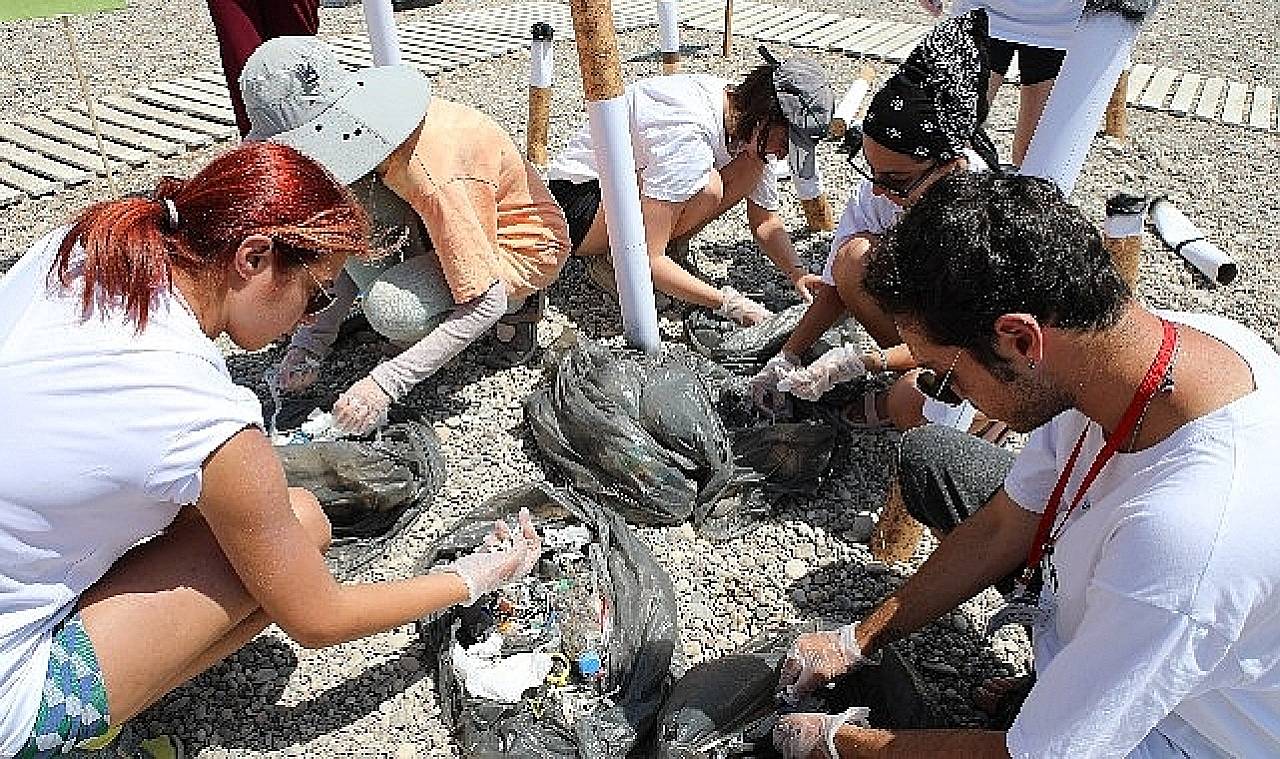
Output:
[241,36,571,436]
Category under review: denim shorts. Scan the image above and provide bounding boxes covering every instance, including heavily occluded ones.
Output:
[15,612,113,758]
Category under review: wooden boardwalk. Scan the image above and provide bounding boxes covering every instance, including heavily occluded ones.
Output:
[0,0,1273,204]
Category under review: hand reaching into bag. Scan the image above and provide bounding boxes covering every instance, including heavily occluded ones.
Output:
[778,623,869,701]
[777,345,868,401]
[332,376,393,436]
[434,507,542,604]
[773,707,871,759]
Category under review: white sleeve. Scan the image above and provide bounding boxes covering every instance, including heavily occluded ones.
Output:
[822,181,890,286]
[746,166,780,212]
[1007,586,1230,759]
[635,122,718,203]
[1002,414,1079,514]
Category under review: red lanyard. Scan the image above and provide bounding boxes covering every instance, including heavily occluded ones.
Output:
[1019,319,1179,594]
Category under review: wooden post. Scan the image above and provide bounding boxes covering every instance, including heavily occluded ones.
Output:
[800,196,836,231]
[869,478,924,564]
[1103,193,1147,290]
[1104,68,1129,138]
[526,23,554,166]
[658,0,681,74]
[61,15,117,195]
[722,0,733,57]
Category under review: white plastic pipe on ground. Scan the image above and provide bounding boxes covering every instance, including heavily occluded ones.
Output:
[829,66,875,138]
[568,0,661,352]
[657,0,681,73]
[1150,198,1238,286]
[362,0,402,66]
[1020,10,1140,194]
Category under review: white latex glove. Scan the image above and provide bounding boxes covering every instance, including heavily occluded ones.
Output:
[332,376,392,436]
[778,623,869,702]
[773,707,872,759]
[750,353,801,414]
[434,508,542,604]
[916,0,943,16]
[716,286,772,326]
[275,345,324,393]
[777,345,868,401]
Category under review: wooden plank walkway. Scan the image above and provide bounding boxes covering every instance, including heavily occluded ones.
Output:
[1,0,1273,204]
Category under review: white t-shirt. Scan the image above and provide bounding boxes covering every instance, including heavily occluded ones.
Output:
[1003,312,1280,758]
[547,74,779,212]
[950,0,1086,50]
[0,230,263,754]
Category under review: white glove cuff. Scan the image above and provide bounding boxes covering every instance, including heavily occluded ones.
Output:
[432,565,479,605]
[825,706,872,757]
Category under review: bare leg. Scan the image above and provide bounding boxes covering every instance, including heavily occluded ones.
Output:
[78,487,331,724]
[1012,80,1055,168]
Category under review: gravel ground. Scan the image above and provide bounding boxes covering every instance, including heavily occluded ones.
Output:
[1,1,1278,757]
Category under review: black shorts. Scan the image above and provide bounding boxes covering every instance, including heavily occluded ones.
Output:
[548,179,602,253]
[987,38,1066,86]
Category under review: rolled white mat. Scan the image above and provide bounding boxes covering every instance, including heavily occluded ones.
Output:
[588,96,662,352]
[832,79,871,129]
[1149,198,1238,286]
[1019,10,1140,195]
[362,0,402,66]
[657,0,680,53]
[530,23,555,88]
[788,143,822,201]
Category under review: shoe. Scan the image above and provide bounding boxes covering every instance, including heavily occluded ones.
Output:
[483,292,544,369]
[581,254,618,301]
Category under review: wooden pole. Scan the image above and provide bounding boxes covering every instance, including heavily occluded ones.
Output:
[722,0,733,57]
[1105,68,1129,138]
[658,0,681,73]
[526,23,554,166]
[800,195,836,231]
[869,478,924,565]
[61,15,117,195]
[1103,193,1147,290]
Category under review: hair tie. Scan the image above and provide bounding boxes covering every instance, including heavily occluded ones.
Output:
[162,198,180,232]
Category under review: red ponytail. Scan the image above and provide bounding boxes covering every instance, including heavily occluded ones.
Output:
[54,141,370,330]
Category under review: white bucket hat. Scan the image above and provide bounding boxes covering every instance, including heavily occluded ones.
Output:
[240,36,430,184]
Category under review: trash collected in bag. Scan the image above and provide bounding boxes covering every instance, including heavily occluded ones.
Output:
[419,484,679,759]
[275,410,446,576]
[654,622,942,758]
[685,305,859,372]
[525,336,769,536]
[730,421,837,496]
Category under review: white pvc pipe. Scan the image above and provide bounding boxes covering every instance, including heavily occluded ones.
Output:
[531,36,554,88]
[788,145,822,201]
[657,0,680,53]
[832,78,871,128]
[1150,198,1238,285]
[588,97,662,351]
[362,0,402,66]
[1019,10,1140,195]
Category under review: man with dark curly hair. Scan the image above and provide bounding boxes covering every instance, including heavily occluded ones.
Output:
[771,173,1280,758]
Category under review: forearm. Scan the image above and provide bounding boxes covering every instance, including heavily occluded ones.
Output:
[368,280,506,399]
[290,270,358,355]
[299,573,471,648]
[749,204,806,283]
[834,727,1008,758]
[857,495,1035,655]
[782,285,845,358]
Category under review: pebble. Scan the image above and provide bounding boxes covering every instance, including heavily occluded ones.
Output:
[784,559,808,579]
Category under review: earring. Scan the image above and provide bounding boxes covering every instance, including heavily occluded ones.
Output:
[1028,359,1038,370]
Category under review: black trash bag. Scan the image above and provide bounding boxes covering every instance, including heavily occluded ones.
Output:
[276,414,445,575]
[684,307,860,373]
[655,622,943,758]
[730,421,838,496]
[417,484,679,758]
[525,337,763,534]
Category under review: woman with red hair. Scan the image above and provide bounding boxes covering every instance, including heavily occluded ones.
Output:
[0,142,541,758]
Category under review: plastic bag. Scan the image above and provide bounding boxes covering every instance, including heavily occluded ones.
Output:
[525,337,762,534]
[418,484,679,758]
[276,413,445,576]
[684,306,860,373]
[654,622,942,758]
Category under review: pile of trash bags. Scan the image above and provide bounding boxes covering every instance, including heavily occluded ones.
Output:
[418,484,678,758]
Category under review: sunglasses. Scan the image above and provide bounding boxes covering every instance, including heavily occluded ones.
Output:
[915,349,963,406]
[844,124,941,197]
[298,261,337,317]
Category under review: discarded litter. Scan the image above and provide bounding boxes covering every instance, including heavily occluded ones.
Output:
[419,484,679,758]
[684,305,859,372]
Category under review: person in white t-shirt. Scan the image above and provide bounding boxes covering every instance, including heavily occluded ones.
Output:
[0,142,542,758]
[773,172,1280,759]
[547,51,834,326]
[751,11,1002,437]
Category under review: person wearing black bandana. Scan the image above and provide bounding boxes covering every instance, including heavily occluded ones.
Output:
[751,10,1003,438]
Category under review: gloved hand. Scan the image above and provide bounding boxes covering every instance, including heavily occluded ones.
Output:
[716,286,772,326]
[777,345,868,401]
[778,623,868,701]
[434,508,542,604]
[274,345,324,393]
[750,353,801,414]
[792,272,824,305]
[773,707,872,759]
[332,376,393,436]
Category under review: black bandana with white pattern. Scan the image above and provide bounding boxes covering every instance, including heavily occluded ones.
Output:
[863,9,990,163]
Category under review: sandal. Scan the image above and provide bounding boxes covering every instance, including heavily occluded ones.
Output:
[838,388,895,431]
[581,254,618,300]
[482,292,544,369]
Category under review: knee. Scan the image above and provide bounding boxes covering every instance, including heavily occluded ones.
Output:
[288,487,332,552]
[884,373,928,431]
[362,257,452,344]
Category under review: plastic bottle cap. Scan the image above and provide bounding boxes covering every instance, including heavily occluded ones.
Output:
[578,651,602,678]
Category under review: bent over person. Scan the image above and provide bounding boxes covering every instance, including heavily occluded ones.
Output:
[772,174,1280,758]
[0,142,541,758]
[242,37,572,435]
[547,51,834,325]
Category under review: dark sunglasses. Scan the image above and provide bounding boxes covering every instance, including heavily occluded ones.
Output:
[915,349,963,406]
[844,124,941,197]
[298,261,338,317]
